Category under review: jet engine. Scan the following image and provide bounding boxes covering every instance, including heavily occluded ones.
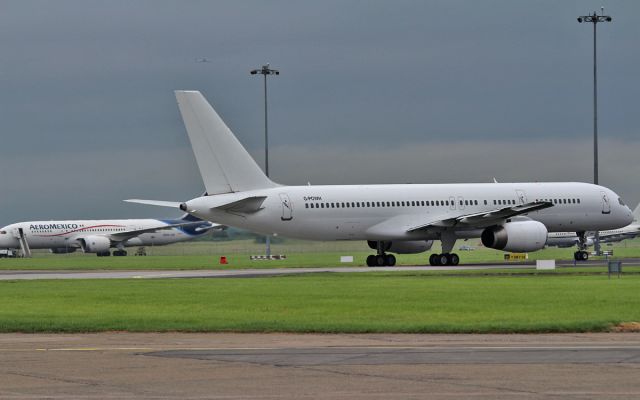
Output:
[78,236,111,253]
[368,240,434,254]
[49,247,78,254]
[481,221,548,252]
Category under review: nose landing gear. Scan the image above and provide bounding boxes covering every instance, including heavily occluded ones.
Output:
[575,231,589,261]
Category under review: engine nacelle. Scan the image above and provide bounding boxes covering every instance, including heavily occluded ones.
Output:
[481,221,548,252]
[79,236,111,253]
[367,240,434,254]
[49,247,78,254]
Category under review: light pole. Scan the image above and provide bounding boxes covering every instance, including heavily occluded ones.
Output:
[250,64,279,258]
[577,9,612,255]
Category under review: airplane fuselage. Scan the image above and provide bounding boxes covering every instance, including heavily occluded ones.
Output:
[185,182,632,241]
[0,219,210,251]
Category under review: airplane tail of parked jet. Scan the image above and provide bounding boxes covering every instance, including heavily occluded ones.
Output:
[633,203,640,222]
[175,90,278,195]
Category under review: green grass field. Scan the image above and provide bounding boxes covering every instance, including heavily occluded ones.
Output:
[1,272,638,333]
[1,237,639,270]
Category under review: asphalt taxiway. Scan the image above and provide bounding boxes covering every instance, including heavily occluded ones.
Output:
[0,263,590,280]
[1,333,639,399]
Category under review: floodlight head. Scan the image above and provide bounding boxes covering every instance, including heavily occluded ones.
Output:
[606,16,612,21]
[577,17,583,23]
[250,70,257,75]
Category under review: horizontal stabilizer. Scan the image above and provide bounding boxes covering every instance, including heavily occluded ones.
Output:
[214,196,267,214]
[124,199,182,208]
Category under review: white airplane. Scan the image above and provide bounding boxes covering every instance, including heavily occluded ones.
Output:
[125,90,633,266]
[547,203,640,260]
[0,213,218,257]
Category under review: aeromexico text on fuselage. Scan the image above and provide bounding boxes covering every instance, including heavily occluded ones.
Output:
[185,182,631,241]
[30,223,80,231]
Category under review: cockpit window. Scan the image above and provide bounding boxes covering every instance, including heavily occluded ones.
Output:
[618,198,626,206]
[0,231,5,234]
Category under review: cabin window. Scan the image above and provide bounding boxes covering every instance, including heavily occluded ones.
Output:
[474,200,478,205]
[484,200,487,205]
[305,204,309,209]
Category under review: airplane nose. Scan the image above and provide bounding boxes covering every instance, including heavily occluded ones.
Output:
[0,231,15,248]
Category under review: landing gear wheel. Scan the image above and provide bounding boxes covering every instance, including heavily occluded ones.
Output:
[574,251,589,261]
[385,254,396,267]
[449,253,460,266]
[96,251,110,257]
[113,250,127,257]
[429,254,439,266]
[438,254,449,266]
[375,255,386,267]
[366,255,376,267]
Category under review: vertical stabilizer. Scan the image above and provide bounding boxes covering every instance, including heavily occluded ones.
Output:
[175,90,277,195]
[633,203,640,222]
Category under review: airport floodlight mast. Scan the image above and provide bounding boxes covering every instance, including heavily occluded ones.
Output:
[577,8,612,255]
[250,63,280,258]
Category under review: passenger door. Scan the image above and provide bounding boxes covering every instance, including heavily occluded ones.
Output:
[279,193,293,221]
[515,190,527,205]
[601,191,611,214]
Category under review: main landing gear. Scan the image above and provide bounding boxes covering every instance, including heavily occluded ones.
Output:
[429,230,459,266]
[429,253,460,266]
[366,241,396,267]
[574,231,589,261]
[113,250,128,257]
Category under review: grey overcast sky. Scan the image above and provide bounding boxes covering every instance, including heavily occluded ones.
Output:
[0,0,639,223]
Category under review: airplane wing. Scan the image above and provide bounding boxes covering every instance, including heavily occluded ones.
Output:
[107,222,221,242]
[407,201,553,232]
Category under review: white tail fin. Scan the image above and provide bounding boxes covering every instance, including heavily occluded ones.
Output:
[633,203,640,222]
[175,90,277,195]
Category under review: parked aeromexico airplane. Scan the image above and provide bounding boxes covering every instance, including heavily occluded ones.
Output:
[547,203,640,260]
[126,91,633,266]
[0,214,217,256]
